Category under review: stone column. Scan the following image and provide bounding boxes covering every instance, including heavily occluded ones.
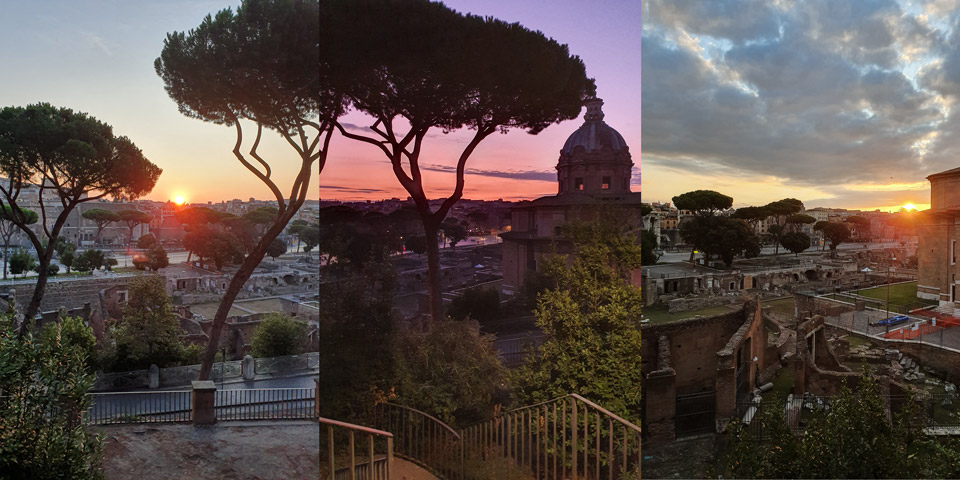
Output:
[148,364,160,389]
[242,355,255,380]
[191,380,217,425]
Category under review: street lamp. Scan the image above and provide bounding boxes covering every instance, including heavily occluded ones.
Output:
[885,256,897,337]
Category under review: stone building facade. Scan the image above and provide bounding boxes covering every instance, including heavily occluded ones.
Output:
[499,98,642,294]
[917,167,960,309]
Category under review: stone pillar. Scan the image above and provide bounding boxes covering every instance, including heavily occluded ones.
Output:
[148,364,160,389]
[715,365,737,420]
[242,355,256,380]
[644,369,676,445]
[191,380,217,425]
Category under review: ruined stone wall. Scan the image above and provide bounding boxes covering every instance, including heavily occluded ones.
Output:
[0,276,134,315]
[641,309,745,393]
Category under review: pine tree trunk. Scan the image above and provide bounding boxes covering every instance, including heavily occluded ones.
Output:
[423,220,443,323]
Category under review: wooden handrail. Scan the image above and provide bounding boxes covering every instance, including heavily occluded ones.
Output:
[319,416,394,438]
[382,402,460,439]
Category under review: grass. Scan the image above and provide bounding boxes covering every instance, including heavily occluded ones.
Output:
[765,297,795,316]
[852,282,937,308]
[641,304,738,325]
[762,367,795,402]
[843,334,876,350]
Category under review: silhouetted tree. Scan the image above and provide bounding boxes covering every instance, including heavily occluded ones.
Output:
[332,0,595,323]
[117,210,152,246]
[157,0,337,379]
[0,104,161,333]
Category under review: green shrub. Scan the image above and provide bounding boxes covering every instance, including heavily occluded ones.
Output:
[250,313,308,358]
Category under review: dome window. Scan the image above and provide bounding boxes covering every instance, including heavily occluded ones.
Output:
[602,176,611,190]
[575,178,584,191]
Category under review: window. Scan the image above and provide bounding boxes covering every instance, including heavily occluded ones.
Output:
[953,240,957,265]
[601,176,611,190]
[574,178,583,191]
[117,290,128,304]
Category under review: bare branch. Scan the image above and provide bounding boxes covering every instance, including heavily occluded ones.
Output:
[248,124,273,179]
[231,121,286,210]
[435,126,496,221]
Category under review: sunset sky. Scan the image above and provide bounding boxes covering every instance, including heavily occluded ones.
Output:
[642,0,960,212]
[0,0,641,204]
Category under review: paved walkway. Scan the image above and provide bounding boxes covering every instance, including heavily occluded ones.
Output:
[94,420,319,479]
[393,459,438,480]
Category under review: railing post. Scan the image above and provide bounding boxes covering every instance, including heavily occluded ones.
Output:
[191,380,217,425]
[327,425,335,480]
[386,436,394,480]
[571,398,578,480]
[314,378,320,419]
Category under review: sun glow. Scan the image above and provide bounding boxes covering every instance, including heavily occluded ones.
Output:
[904,203,916,211]
[173,195,186,205]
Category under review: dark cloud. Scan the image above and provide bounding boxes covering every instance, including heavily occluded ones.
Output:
[643,0,954,189]
[318,185,388,194]
[420,164,556,182]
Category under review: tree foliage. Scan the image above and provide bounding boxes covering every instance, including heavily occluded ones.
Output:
[672,190,733,214]
[823,222,851,255]
[702,217,761,267]
[513,219,642,420]
[250,313,308,358]
[136,233,157,249]
[145,245,169,271]
[72,249,105,273]
[781,231,811,256]
[392,319,508,427]
[104,275,199,371]
[81,209,121,244]
[266,237,287,259]
[38,316,99,373]
[448,287,501,323]
[0,316,104,479]
[720,368,960,479]
[117,209,152,245]
[9,249,35,277]
[0,205,37,279]
[762,198,804,255]
[641,229,659,266]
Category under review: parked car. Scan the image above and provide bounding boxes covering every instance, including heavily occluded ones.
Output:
[872,315,909,327]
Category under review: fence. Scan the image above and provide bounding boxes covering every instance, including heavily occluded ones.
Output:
[84,390,192,425]
[215,388,316,420]
[321,416,394,480]
[459,393,642,480]
[676,391,716,438]
[496,334,547,368]
[373,403,461,479]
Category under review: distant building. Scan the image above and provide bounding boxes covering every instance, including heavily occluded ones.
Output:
[499,98,642,294]
[918,167,960,307]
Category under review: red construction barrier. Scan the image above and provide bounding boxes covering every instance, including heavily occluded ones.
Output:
[882,315,960,340]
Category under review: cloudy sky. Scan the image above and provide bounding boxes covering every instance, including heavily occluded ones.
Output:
[642,0,960,212]
[0,1,643,204]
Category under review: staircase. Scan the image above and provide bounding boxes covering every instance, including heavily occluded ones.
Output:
[322,393,643,480]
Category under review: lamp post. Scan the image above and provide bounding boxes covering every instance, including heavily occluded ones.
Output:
[885,256,897,337]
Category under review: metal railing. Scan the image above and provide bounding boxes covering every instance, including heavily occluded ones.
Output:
[215,388,316,420]
[373,403,461,479]
[459,394,642,480]
[496,335,547,369]
[321,416,394,480]
[84,390,192,425]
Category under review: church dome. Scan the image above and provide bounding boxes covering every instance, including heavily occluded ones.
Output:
[561,98,628,154]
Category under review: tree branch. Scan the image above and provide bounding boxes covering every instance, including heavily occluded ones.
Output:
[231,121,286,211]
[435,126,496,221]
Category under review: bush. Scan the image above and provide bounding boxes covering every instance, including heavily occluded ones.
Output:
[36,263,59,276]
[250,313,309,358]
[136,233,157,249]
[0,316,104,478]
[73,249,105,273]
[448,287,500,322]
[392,319,508,427]
[38,316,99,372]
[9,248,36,276]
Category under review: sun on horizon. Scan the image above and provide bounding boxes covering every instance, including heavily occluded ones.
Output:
[173,195,186,205]
[904,203,917,211]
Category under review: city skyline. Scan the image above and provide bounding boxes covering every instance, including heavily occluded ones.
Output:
[642,0,960,213]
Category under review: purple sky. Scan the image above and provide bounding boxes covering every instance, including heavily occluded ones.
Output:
[324,0,642,201]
